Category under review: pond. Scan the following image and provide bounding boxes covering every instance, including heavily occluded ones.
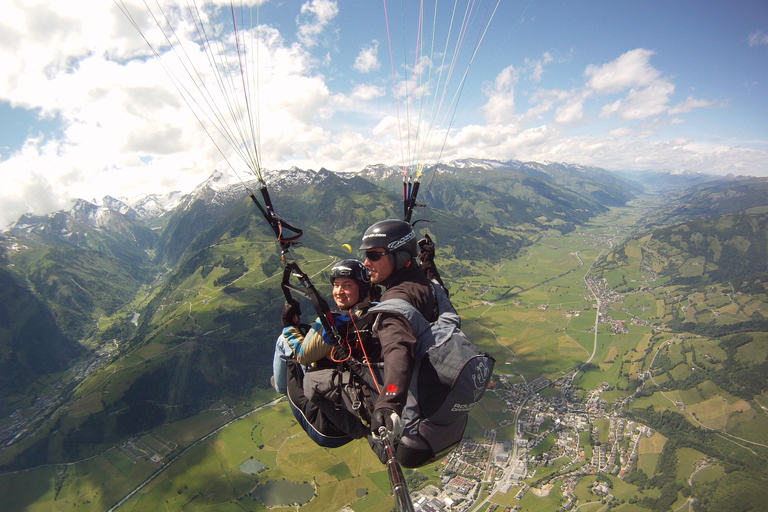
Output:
[250,480,315,507]
[238,458,267,476]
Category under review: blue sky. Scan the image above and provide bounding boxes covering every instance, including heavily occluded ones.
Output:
[1,0,767,228]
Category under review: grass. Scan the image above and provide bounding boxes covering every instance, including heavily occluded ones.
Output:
[637,432,666,475]
[528,432,557,457]
[691,464,725,485]
[675,447,707,482]
[326,462,353,480]
[9,202,768,512]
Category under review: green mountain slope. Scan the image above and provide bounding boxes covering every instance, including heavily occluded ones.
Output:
[362,160,638,233]
[514,160,644,206]
[2,168,759,480]
[585,183,768,512]
[363,159,642,211]
[648,212,768,285]
[0,167,557,464]
[421,172,603,228]
[3,171,768,511]
[24,247,147,341]
[643,176,768,228]
[0,267,85,404]
[10,201,158,269]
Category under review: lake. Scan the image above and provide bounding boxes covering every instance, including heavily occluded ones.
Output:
[238,458,267,475]
[250,480,315,506]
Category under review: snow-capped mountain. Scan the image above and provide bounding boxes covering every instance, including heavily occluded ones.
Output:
[120,191,185,220]
[359,163,402,181]
[445,158,517,170]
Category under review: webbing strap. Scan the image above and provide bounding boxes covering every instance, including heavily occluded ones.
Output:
[249,187,302,245]
[281,263,342,346]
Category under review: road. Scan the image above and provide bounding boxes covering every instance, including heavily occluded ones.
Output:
[106,397,283,512]
[647,341,768,454]
[571,249,604,384]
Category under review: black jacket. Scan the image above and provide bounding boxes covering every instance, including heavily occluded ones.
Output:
[372,259,436,413]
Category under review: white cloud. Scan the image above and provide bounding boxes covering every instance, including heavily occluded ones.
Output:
[371,115,398,138]
[555,95,585,124]
[0,1,342,228]
[354,42,380,73]
[748,30,768,47]
[481,65,519,124]
[492,49,712,128]
[350,83,385,101]
[297,0,339,48]
[527,52,552,83]
[612,80,676,120]
[1,3,767,229]
[668,96,718,115]
[600,99,621,119]
[527,88,571,120]
[311,130,390,171]
[585,48,660,94]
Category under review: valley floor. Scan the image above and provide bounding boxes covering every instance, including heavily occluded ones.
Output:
[3,200,768,512]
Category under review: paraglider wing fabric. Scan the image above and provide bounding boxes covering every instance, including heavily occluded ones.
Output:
[285,358,353,448]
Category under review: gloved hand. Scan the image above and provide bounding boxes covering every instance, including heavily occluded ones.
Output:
[418,233,435,263]
[281,298,301,327]
[370,408,403,438]
[331,342,350,361]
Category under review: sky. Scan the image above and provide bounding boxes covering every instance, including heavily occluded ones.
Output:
[1,0,767,229]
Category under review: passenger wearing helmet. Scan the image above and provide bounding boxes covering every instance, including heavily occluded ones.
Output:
[271,259,376,447]
[271,259,371,393]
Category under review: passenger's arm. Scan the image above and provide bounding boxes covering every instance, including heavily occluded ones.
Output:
[282,318,333,364]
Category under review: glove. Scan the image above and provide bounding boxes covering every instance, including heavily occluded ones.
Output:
[418,233,435,263]
[370,408,403,438]
[331,342,350,361]
[281,298,301,327]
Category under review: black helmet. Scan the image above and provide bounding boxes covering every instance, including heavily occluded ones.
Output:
[359,219,418,257]
[330,259,371,297]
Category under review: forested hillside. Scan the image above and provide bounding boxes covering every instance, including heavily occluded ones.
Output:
[0,162,639,452]
[2,169,768,512]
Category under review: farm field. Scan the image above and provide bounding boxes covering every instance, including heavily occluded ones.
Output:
[4,201,768,512]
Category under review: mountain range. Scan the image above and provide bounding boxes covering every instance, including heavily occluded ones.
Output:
[2,159,763,474]
[0,159,636,416]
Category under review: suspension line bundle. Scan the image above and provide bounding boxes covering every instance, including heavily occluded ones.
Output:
[117,2,525,507]
[382,0,503,225]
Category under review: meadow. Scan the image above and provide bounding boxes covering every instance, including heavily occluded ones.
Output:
[5,202,768,512]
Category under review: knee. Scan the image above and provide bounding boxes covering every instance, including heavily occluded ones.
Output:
[396,445,432,468]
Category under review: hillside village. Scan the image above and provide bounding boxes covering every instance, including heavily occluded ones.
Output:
[410,268,665,512]
[411,376,654,512]
[2,171,767,511]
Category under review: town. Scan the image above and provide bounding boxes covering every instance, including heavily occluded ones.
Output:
[408,265,662,512]
[409,376,654,512]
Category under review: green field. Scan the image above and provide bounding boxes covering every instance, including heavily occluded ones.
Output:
[5,201,768,512]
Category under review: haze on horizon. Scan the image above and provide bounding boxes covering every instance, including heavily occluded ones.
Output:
[1,0,767,229]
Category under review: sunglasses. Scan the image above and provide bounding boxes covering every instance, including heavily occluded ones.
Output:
[365,250,388,262]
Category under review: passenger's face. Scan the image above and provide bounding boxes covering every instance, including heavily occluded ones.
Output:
[332,277,360,309]
[364,249,394,284]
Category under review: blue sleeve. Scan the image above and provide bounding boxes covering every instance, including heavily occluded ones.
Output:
[272,334,293,393]
[321,313,351,345]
